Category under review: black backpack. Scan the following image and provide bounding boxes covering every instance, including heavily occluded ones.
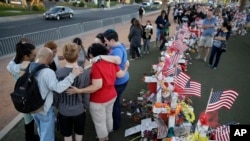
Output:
[10,64,48,113]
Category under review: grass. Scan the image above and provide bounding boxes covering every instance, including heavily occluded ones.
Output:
[0,10,43,17]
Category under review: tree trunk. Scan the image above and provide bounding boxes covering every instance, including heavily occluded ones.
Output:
[22,0,27,7]
[239,0,246,12]
[161,0,167,10]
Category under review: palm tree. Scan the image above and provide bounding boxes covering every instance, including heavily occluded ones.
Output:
[161,0,167,10]
[239,0,248,12]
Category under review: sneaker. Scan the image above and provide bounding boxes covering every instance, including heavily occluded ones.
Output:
[203,57,207,62]
[130,58,135,61]
[146,52,149,54]
[195,56,200,59]
[208,64,212,68]
[212,67,217,70]
[143,52,145,54]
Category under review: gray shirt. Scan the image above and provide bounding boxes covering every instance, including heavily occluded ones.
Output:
[77,47,86,68]
[55,67,90,116]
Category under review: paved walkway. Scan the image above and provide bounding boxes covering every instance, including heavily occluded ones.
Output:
[0,10,175,140]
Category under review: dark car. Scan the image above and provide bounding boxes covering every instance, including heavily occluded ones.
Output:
[43,6,74,20]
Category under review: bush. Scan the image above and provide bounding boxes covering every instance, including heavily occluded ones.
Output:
[72,2,77,7]
[79,2,85,7]
[0,2,25,10]
[31,3,46,11]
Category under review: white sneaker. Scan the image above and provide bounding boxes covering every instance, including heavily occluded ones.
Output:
[203,57,207,62]
[195,56,200,60]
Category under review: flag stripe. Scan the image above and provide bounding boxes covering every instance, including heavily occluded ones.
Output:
[206,90,238,112]
[174,72,190,89]
[181,81,201,97]
[216,125,230,141]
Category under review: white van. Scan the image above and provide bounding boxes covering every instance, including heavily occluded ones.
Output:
[10,0,22,5]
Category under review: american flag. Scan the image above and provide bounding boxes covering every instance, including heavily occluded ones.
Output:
[172,40,188,53]
[215,125,230,141]
[170,54,181,66]
[180,80,201,97]
[206,90,239,112]
[164,67,182,77]
[174,72,190,89]
[177,33,184,40]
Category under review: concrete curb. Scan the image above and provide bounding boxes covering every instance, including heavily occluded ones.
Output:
[0,114,23,140]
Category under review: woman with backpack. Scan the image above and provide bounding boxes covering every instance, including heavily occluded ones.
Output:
[6,39,39,141]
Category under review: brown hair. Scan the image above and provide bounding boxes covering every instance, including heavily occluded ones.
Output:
[62,43,78,63]
[44,41,57,50]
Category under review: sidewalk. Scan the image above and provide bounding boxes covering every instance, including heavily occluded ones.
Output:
[0,10,174,140]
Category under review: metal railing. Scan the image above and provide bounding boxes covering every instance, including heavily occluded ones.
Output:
[0,12,138,57]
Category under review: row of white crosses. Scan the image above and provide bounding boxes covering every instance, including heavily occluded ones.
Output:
[144,38,183,128]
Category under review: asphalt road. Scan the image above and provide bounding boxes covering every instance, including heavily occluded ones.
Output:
[0,5,140,38]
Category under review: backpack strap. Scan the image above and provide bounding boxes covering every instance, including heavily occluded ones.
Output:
[25,63,48,76]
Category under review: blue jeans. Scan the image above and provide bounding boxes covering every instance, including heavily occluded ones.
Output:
[32,107,55,141]
[113,81,128,130]
[209,46,223,68]
[156,28,163,41]
[143,39,150,52]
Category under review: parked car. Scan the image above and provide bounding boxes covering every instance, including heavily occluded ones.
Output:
[141,2,151,9]
[43,6,74,20]
[150,1,162,10]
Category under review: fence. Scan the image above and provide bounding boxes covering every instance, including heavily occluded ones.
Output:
[0,12,138,57]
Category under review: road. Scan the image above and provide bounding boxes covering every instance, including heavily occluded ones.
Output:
[0,5,140,38]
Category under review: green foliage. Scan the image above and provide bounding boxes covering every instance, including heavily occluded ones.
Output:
[79,2,85,7]
[0,2,25,10]
[72,2,77,7]
[31,3,46,11]
[85,2,98,8]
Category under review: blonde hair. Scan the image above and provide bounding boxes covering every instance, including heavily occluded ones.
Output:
[44,41,57,50]
[63,43,78,63]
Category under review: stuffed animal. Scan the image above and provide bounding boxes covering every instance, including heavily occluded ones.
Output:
[144,25,153,38]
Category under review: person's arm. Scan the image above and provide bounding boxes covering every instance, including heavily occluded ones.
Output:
[116,60,129,78]
[67,79,102,94]
[215,35,226,41]
[44,67,83,93]
[91,55,121,65]
[7,60,21,75]
[20,61,30,71]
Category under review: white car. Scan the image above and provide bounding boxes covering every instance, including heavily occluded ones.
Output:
[141,2,151,9]
[151,1,162,9]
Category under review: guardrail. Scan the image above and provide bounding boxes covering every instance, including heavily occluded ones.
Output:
[0,12,138,57]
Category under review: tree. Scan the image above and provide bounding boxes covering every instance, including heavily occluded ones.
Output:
[161,0,168,10]
[239,0,247,12]
[22,0,28,7]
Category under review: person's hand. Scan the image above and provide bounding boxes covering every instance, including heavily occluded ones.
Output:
[66,86,79,95]
[159,24,163,27]
[125,60,130,68]
[20,61,30,71]
[72,67,83,76]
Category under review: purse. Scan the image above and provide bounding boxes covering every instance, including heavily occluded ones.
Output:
[213,40,222,48]
[220,42,227,52]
